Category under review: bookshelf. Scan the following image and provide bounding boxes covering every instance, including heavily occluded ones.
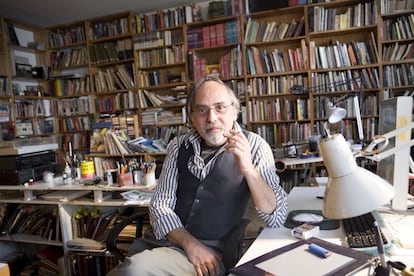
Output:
[86,12,138,123]
[133,7,197,144]
[0,180,152,274]
[0,18,56,142]
[0,0,413,273]
[307,0,381,143]
[0,0,411,149]
[243,5,310,145]
[380,8,414,97]
[47,21,93,158]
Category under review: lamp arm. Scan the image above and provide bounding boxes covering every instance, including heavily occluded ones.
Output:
[359,122,414,161]
[353,95,364,144]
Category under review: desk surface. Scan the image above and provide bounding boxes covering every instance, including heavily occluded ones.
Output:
[236,186,414,274]
[276,156,323,166]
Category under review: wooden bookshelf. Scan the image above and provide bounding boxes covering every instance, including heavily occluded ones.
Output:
[0,0,414,274]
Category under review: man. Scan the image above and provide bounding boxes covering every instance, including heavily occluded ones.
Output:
[108,76,288,276]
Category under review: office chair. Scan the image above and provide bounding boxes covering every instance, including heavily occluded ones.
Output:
[106,211,250,273]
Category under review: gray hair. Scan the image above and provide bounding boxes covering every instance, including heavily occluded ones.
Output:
[186,76,240,123]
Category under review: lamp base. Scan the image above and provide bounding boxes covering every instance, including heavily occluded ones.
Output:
[374,264,390,276]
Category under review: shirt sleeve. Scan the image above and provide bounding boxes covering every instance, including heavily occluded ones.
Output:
[149,137,185,240]
[248,133,289,227]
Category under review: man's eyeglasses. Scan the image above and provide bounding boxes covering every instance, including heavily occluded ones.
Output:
[193,103,233,116]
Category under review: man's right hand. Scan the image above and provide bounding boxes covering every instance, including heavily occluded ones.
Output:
[167,228,222,276]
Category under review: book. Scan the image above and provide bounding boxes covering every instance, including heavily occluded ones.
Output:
[36,246,63,273]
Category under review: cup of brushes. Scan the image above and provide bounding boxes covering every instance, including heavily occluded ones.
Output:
[117,161,156,187]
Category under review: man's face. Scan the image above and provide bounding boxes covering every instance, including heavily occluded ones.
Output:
[190,81,238,147]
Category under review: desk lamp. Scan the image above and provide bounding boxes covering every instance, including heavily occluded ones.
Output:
[327,85,364,148]
[319,133,395,219]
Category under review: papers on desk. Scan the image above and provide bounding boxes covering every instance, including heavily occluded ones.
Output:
[230,237,373,276]
[121,190,153,205]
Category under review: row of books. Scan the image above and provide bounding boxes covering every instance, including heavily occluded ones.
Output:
[244,16,305,43]
[136,70,186,88]
[313,94,379,119]
[57,116,91,132]
[246,42,307,75]
[249,97,310,122]
[138,89,187,108]
[68,253,118,275]
[308,1,378,33]
[56,96,92,116]
[49,75,91,97]
[248,75,308,96]
[133,29,184,50]
[382,13,414,41]
[15,118,54,136]
[141,107,186,126]
[207,0,244,19]
[71,206,119,241]
[14,99,54,118]
[98,114,140,139]
[60,132,90,151]
[383,63,414,87]
[219,45,243,78]
[254,122,312,145]
[310,70,360,93]
[188,46,242,80]
[49,47,89,70]
[142,125,189,145]
[310,69,378,94]
[89,16,130,40]
[0,203,61,242]
[187,20,240,49]
[382,42,414,61]
[0,77,10,96]
[135,3,202,33]
[314,118,378,142]
[93,64,135,93]
[309,34,379,70]
[89,39,133,65]
[101,128,166,154]
[94,92,139,113]
[48,25,86,48]
[136,45,185,68]
[380,0,414,14]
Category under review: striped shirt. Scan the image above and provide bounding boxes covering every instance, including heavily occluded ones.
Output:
[149,123,288,240]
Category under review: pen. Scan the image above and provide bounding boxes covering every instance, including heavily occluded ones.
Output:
[308,243,331,258]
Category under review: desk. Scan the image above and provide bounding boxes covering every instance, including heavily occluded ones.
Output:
[275,157,323,190]
[236,186,414,275]
[276,156,323,166]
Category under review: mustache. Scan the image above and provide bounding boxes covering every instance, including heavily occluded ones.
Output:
[205,124,223,131]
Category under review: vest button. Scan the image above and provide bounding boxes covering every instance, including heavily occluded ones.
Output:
[194,199,200,203]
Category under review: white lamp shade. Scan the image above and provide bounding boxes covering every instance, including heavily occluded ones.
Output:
[328,106,347,124]
[319,134,395,219]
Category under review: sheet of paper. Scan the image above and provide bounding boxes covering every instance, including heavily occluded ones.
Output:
[255,244,354,276]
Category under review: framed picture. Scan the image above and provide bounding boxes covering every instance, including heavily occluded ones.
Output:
[16,121,33,136]
[25,85,43,96]
[15,63,33,78]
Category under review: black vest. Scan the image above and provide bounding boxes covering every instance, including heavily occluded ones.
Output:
[174,141,250,240]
